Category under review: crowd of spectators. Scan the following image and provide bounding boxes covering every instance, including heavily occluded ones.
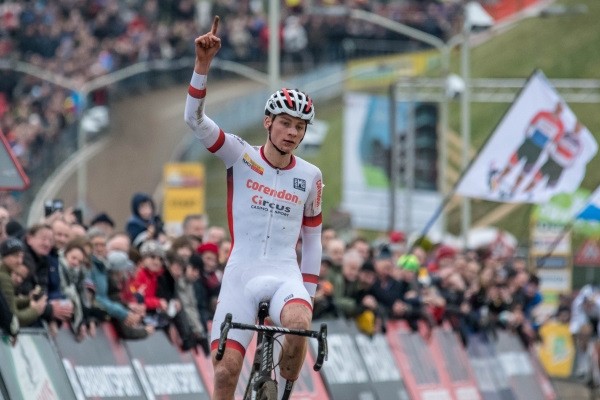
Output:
[0,185,570,356]
[0,0,466,220]
[314,226,551,348]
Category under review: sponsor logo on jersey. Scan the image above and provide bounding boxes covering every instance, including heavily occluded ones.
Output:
[315,179,323,208]
[246,179,301,204]
[242,153,264,175]
[293,178,306,192]
[284,294,294,302]
[251,195,291,216]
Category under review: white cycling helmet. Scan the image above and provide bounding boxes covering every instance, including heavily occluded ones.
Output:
[264,88,315,124]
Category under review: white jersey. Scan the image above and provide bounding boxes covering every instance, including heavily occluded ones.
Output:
[184,72,323,297]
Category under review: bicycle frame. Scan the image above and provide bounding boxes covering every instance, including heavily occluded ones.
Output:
[216,301,328,400]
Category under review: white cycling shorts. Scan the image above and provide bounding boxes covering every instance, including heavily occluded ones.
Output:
[210,263,312,354]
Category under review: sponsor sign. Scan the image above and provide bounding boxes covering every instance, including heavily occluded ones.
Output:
[54,324,145,399]
[537,321,575,378]
[311,318,377,400]
[346,50,437,91]
[494,331,552,400]
[529,223,571,255]
[0,331,75,400]
[124,332,209,399]
[429,329,482,400]
[162,163,205,236]
[342,93,442,232]
[386,320,452,400]
[466,334,515,400]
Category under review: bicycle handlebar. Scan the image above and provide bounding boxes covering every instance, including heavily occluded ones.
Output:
[215,313,233,361]
[313,323,328,371]
[216,315,328,371]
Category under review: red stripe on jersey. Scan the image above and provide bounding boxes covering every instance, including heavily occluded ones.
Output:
[210,338,245,357]
[207,129,226,153]
[303,213,322,227]
[227,168,234,251]
[188,85,206,99]
[302,273,319,284]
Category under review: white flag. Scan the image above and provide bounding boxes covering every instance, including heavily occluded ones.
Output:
[456,70,597,203]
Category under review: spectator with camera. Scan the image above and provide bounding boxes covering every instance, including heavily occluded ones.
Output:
[19,223,73,328]
[0,237,47,328]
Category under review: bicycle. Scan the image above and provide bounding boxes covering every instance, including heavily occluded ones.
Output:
[216,301,328,400]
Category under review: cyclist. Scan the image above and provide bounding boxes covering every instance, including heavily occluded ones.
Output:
[570,284,600,378]
[184,17,323,400]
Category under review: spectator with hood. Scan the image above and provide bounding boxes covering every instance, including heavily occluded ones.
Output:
[126,192,163,247]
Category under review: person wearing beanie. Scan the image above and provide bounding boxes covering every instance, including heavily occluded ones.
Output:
[89,212,116,236]
[0,237,47,327]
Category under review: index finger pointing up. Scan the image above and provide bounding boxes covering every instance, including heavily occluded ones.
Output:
[211,16,220,35]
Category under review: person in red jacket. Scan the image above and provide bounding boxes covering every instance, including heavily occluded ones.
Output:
[132,240,169,327]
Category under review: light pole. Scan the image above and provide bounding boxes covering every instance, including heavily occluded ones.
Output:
[460,2,494,246]
[268,0,281,92]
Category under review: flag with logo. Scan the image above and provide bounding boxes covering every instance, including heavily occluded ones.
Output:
[455,70,597,203]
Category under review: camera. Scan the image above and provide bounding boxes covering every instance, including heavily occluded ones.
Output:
[31,286,45,301]
[44,199,64,217]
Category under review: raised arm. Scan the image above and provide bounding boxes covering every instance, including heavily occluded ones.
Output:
[184,16,243,166]
[194,16,221,75]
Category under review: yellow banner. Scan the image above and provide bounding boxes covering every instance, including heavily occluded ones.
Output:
[345,50,439,91]
[163,163,205,235]
[537,320,575,378]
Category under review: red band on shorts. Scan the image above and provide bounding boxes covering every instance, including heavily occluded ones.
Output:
[210,338,246,358]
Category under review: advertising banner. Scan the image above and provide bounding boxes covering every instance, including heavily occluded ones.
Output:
[54,324,146,399]
[351,326,410,400]
[312,318,378,400]
[386,320,453,400]
[466,333,515,400]
[430,328,482,400]
[494,330,550,400]
[0,330,76,400]
[162,162,205,236]
[124,332,209,399]
[342,93,442,232]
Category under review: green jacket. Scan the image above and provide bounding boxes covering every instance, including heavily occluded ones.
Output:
[0,264,40,327]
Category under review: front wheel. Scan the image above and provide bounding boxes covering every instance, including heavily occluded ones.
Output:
[257,380,277,400]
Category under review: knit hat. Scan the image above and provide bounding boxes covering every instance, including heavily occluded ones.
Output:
[0,237,24,257]
[397,254,420,272]
[90,212,115,228]
[107,250,134,271]
[139,240,165,260]
[197,242,219,256]
[435,245,457,261]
